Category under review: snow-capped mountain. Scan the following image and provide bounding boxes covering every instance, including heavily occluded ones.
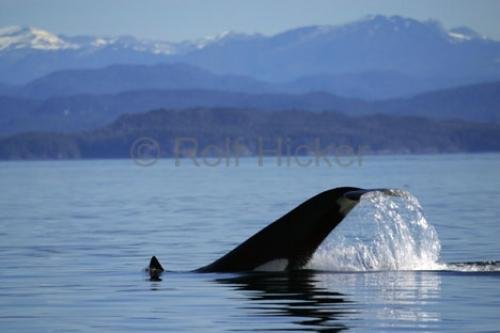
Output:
[1,15,500,88]
[172,15,500,82]
[0,25,256,54]
[0,26,258,83]
[63,35,179,54]
[0,25,195,54]
[0,26,78,51]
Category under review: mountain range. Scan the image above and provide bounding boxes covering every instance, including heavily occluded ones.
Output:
[1,14,500,158]
[2,15,500,100]
[0,62,438,100]
[1,80,499,135]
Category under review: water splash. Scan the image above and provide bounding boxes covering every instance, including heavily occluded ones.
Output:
[309,190,444,271]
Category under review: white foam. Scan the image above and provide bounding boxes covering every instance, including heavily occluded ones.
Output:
[445,261,500,272]
[309,190,444,271]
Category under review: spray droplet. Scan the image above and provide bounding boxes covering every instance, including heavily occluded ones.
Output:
[309,190,443,271]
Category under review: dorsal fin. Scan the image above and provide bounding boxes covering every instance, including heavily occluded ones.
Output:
[148,256,164,280]
[149,256,164,271]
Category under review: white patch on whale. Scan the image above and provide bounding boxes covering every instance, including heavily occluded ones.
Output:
[254,259,289,272]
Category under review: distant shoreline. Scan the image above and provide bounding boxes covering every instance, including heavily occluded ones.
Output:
[2,107,500,161]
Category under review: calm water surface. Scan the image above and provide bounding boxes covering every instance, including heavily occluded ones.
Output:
[1,154,499,332]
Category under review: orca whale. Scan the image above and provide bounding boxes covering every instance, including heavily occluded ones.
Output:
[148,187,390,278]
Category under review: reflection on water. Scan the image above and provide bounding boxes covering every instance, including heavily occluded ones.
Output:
[214,270,352,332]
[211,270,443,332]
[317,271,442,331]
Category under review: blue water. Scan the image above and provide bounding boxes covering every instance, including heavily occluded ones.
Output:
[1,154,500,332]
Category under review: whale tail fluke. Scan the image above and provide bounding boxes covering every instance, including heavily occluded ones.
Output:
[196,187,391,273]
[148,256,164,280]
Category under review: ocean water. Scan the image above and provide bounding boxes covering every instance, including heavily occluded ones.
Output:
[1,154,499,332]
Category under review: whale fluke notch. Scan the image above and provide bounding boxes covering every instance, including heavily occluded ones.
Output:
[148,255,164,280]
[195,187,390,273]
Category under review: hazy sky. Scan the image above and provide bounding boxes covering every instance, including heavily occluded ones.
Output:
[1,0,500,41]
